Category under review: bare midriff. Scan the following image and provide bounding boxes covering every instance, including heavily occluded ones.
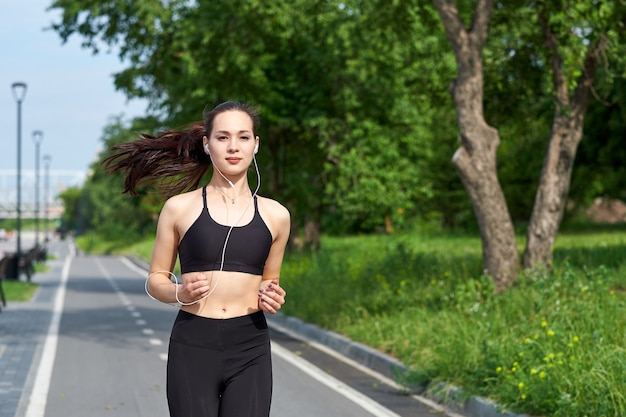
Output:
[180,270,263,319]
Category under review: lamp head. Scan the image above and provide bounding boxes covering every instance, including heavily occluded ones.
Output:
[32,130,43,144]
[11,82,27,102]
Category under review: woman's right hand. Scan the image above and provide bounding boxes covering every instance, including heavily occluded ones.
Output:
[179,273,211,303]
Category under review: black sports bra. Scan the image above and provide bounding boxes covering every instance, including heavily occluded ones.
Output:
[178,186,273,275]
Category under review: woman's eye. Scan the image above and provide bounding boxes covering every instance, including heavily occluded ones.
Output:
[217,136,228,141]
[240,136,250,141]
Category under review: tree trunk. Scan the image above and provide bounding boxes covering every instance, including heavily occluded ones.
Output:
[523,117,584,268]
[435,0,519,291]
[385,214,393,234]
[453,143,519,291]
[304,216,321,251]
[523,8,604,269]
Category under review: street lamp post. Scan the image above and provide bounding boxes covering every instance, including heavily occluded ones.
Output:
[43,155,52,242]
[32,130,44,247]
[11,82,27,276]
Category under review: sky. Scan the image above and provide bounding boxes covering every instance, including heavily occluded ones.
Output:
[0,1,149,178]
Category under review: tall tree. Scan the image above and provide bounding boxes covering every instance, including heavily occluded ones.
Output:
[522,0,622,268]
[434,0,520,291]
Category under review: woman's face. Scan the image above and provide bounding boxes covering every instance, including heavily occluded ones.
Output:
[204,110,259,172]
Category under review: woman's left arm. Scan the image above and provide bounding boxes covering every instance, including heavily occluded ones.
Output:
[258,199,291,314]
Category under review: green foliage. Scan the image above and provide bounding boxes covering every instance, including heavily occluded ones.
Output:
[279,229,626,416]
[571,77,626,206]
[66,116,163,239]
[48,0,467,236]
[57,186,83,233]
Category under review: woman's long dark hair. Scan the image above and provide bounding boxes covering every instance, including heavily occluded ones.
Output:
[102,101,260,199]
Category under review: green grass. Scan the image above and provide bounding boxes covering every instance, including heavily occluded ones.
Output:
[75,232,155,257]
[2,255,51,302]
[278,230,626,417]
[3,280,39,301]
[74,227,626,416]
[75,232,180,273]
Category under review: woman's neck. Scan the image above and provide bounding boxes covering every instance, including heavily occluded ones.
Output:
[208,179,251,205]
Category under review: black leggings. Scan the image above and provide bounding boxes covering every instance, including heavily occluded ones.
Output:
[167,310,272,417]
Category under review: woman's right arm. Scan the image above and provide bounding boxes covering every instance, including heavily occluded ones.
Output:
[147,198,210,304]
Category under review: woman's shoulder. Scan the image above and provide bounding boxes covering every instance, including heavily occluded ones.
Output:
[162,188,203,212]
[257,195,290,219]
[257,196,291,225]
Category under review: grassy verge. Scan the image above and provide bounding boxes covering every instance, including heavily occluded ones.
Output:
[75,228,626,416]
[3,280,39,301]
[2,259,50,302]
[76,233,155,258]
[278,230,626,417]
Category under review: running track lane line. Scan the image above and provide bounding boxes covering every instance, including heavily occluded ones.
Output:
[24,246,75,417]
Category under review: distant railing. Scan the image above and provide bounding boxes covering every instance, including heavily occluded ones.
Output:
[0,168,84,220]
[0,204,64,219]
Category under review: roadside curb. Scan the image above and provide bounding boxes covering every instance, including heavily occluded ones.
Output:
[265,312,527,417]
[265,312,407,381]
[126,256,526,417]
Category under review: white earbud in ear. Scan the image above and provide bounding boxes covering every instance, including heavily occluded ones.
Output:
[254,144,259,154]
[204,144,210,154]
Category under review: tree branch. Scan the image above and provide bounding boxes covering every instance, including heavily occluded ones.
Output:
[572,36,608,115]
[433,0,468,55]
[469,0,494,50]
[537,6,568,108]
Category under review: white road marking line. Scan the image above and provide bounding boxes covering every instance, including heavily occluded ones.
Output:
[25,251,73,417]
[271,342,402,417]
[119,258,176,364]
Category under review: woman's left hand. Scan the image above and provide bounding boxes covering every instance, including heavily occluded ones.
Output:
[258,279,286,314]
